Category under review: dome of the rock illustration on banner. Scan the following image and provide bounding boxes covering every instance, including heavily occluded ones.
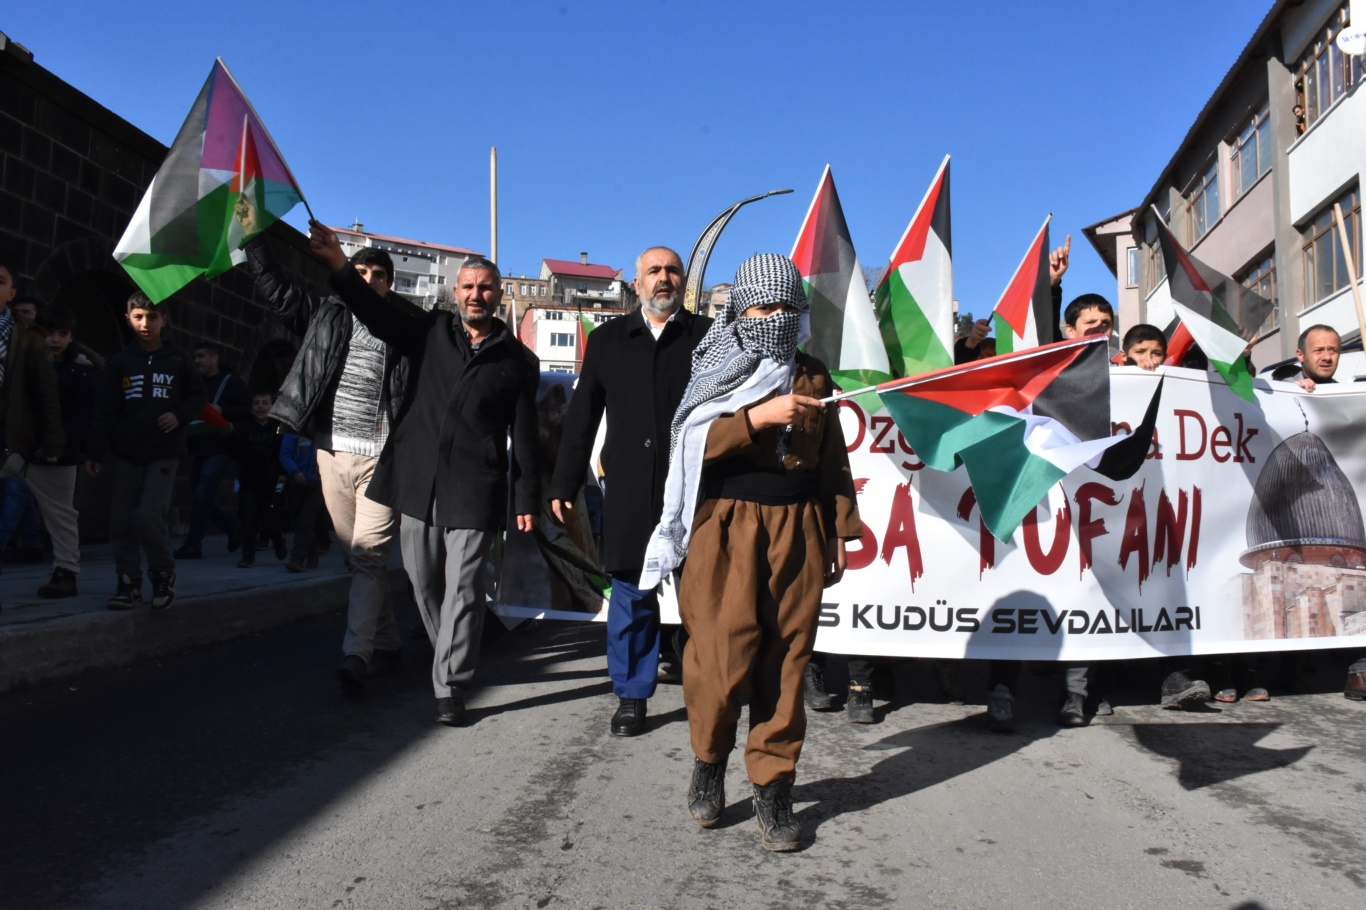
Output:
[1234,432,1366,640]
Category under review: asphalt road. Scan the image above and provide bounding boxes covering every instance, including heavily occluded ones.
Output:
[2,601,1363,910]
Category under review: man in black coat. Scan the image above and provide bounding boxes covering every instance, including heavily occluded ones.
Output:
[309,222,539,727]
[550,246,712,736]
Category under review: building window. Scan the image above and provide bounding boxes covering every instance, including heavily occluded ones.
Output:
[1231,103,1271,197]
[1296,3,1361,127]
[549,333,574,347]
[1126,247,1139,288]
[1238,252,1277,334]
[1301,186,1361,306]
[548,365,575,374]
[1141,216,1165,299]
[1187,160,1220,243]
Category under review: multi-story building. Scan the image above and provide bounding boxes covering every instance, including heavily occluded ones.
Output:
[332,222,482,309]
[541,254,635,311]
[500,273,550,323]
[516,305,622,374]
[1085,0,1364,371]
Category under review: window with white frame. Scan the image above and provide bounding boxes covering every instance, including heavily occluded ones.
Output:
[1141,215,1166,299]
[1126,247,1139,288]
[1231,103,1271,197]
[1296,3,1361,127]
[549,333,574,347]
[1302,186,1361,305]
[1238,252,1277,334]
[1187,160,1220,243]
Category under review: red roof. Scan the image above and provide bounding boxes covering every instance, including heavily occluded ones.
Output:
[542,259,618,280]
[330,226,481,257]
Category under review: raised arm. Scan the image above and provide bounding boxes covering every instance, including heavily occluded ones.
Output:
[311,221,430,356]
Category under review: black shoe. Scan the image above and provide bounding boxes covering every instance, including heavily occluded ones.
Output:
[107,573,142,610]
[237,554,255,568]
[172,545,202,560]
[987,684,1015,732]
[336,655,367,693]
[273,534,288,560]
[687,758,727,828]
[846,685,876,724]
[227,531,241,554]
[305,551,319,569]
[150,570,176,611]
[1344,661,1366,701]
[368,649,401,678]
[436,696,466,726]
[934,659,965,704]
[1160,671,1211,709]
[752,780,802,852]
[37,567,78,599]
[803,662,835,711]
[1058,692,1086,727]
[611,697,647,736]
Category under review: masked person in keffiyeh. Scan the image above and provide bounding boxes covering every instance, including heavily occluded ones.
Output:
[642,253,862,852]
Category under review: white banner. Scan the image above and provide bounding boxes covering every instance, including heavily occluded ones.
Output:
[494,369,1366,661]
[813,367,1366,660]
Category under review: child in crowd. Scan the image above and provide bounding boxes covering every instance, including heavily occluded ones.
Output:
[1122,324,1167,370]
[234,391,286,568]
[86,293,207,611]
[279,431,323,572]
[25,304,98,597]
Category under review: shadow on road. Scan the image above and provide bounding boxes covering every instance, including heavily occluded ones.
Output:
[1129,723,1312,790]
[793,715,1060,837]
[0,605,607,908]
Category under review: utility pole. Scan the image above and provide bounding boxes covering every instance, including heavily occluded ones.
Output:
[490,147,498,267]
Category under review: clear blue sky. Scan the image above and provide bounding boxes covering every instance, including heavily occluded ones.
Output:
[7,1,1270,318]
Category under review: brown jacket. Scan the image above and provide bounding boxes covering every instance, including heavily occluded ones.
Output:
[699,352,862,540]
[0,317,63,459]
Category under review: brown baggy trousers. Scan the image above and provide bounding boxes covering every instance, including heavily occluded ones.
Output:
[679,497,827,787]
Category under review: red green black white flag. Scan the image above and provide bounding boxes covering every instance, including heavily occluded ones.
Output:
[114,59,306,303]
[873,155,954,377]
[791,165,893,392]
[1151,208,1272,399]
[991,215,1053,354]
[875,336,1158,540]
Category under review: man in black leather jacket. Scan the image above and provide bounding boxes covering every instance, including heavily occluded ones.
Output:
[242,227,410,694]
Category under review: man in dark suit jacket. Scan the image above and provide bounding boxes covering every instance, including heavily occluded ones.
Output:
[310,223,540,727]
[550,246,712,736]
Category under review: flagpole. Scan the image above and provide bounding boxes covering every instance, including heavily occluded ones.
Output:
[214,58,316,222]
[817,335,1106,403]
[1331,202,1366,347]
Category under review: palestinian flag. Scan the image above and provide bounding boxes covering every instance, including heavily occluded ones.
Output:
[873,155,954,377]
[991,215,1054,353]
[578,313,594,362]
[791,165,892,391]
[877,336,1156,540]
[1151,208,1272,399]
[115,59,306,303]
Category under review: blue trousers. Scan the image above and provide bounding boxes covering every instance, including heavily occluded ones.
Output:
[606,572,660,699]
[183,452,239,547]
[0,474,42,549]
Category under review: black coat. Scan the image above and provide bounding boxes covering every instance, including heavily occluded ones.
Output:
[548,308,712,573]
[244,238,409,438]
[88,341,208,464]
[328,265,540,531]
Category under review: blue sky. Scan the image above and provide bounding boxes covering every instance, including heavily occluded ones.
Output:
[8,1,1269,318]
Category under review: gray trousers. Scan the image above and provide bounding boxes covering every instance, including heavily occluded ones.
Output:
[107,454,179,577]
[400,515,494,699]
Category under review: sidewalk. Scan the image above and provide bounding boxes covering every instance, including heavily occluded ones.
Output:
[0,540,407,694]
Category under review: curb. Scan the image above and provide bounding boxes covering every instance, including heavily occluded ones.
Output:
[0,566,409,694]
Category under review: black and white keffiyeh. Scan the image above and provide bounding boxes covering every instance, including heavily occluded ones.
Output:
[641,254,811,589]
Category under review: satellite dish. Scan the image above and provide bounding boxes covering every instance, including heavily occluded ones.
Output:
[1337,25,1366,56]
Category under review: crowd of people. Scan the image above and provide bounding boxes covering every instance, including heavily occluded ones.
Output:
[2,218,1363,853]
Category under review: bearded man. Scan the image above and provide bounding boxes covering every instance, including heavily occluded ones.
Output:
[549,246,712,736]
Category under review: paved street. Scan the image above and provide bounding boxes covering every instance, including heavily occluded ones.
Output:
[2,601,1363,910]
